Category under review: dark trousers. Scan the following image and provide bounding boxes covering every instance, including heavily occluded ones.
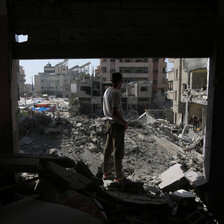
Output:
[103,121,124,179]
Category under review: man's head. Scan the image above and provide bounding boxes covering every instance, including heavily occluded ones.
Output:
[111,72,123,88]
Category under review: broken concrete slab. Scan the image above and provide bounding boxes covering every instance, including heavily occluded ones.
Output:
[158,163,188,192]
[43,161,94,191]
[89,156,103,176]
[185,170,207,189]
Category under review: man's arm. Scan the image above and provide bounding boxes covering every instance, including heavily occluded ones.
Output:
[112,106,128,131]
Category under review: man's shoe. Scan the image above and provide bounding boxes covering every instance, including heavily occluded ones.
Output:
[102,172,114,180]
[114,176,125,183]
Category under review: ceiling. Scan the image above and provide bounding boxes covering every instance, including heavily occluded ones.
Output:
[7,0,218,59]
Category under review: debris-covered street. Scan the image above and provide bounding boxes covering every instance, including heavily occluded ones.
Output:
[12,97,217,223]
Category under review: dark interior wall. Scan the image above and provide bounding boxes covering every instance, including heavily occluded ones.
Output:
[204,7,224,217]
[0,4,13,153]
[9,0,216,59]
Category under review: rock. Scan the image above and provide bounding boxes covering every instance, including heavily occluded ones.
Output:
[90,137,98,144]
[76,123,82,128]
[88,143,99,151]
[89,156,103,176]
[184,170,207,189]
[44,148,57,155]
[20,136,33,146]
[63,129,69,135]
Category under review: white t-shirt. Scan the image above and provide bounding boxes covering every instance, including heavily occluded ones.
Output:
[103,87,123,124]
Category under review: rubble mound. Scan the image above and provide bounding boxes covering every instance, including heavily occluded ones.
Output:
[19,111,204,186]
[15,111,216,223]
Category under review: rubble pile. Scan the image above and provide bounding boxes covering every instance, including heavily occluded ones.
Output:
[13,110,217,223]
[0,155,215,224]
[191,89,207,105]
[19,110,204,184]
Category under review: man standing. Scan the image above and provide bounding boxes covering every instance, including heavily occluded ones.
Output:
[102,73,128,182]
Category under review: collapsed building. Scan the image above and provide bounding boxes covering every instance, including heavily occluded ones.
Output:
[167,58,208,131]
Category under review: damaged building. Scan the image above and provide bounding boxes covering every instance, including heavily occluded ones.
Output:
[101,58,167,109]
[1,0,224,223]
[35,60,93,98]
[167,58,208,132]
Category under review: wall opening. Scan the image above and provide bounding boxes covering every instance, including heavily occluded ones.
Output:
[17,57,209,185]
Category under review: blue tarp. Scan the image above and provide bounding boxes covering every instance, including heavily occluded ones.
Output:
[31,107,50,112]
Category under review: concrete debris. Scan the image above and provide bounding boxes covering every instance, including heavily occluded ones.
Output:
[1,154,216,223]
[19,108,205,184]
[158,163,188,192]
[13,105,217,223]
[185,170,208,189]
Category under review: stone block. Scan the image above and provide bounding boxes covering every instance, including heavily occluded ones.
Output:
[89,156,103,176]
[158,163,188,192]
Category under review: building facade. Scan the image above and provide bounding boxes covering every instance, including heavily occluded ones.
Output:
[100,58,167,108]
[167,58,208,130]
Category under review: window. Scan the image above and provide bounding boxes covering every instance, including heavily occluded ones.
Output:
[153,70,158,74]
[81,86,91,95]
[124,59,133,62]
[168,81,173,91]
[141,87,147,91]
[175,69,178,79]
[175,91,177,101]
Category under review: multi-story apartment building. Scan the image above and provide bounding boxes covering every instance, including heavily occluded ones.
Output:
[100,58,167,109]
[35,60,71,98]
[35,60,92,98]
[18,65,26,97]
[167,58,208,129]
